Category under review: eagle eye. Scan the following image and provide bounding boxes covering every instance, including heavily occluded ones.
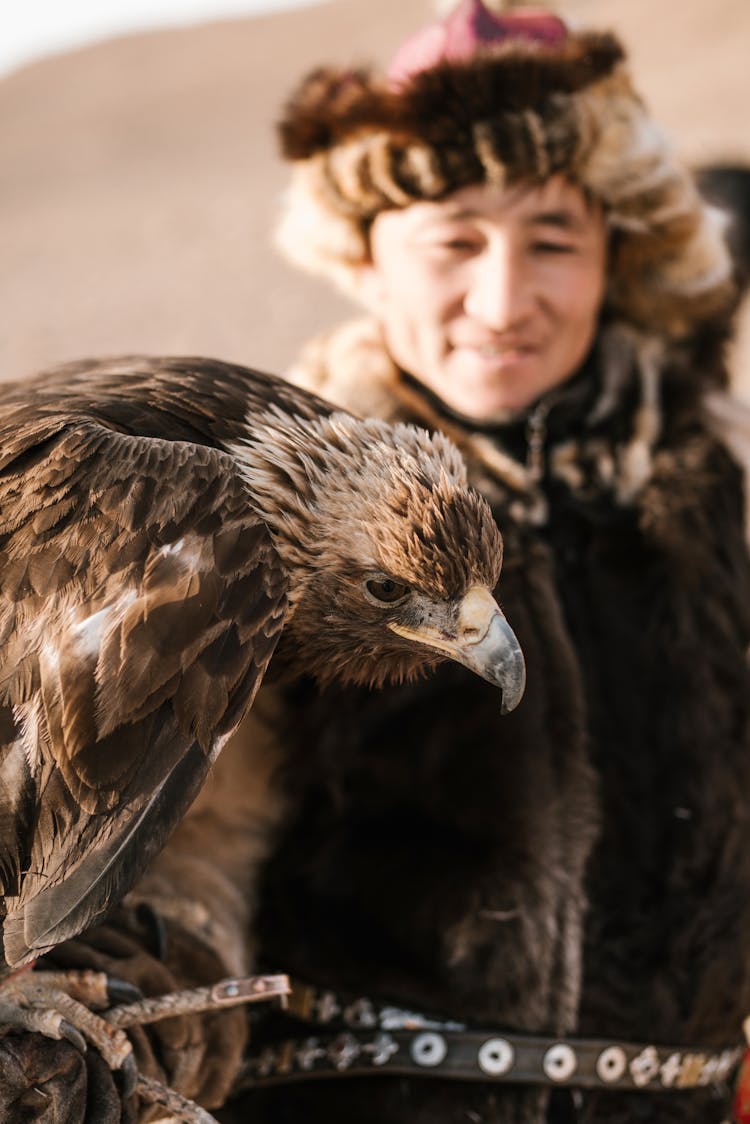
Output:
[364,576,410,606]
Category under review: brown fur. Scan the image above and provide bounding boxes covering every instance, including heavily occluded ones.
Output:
[278,35,624,162]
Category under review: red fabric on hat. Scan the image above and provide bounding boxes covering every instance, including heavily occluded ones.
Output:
[388,0,568,84]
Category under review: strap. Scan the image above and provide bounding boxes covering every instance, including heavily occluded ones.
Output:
[237,1025,741,1093]
[235,980,741,1095]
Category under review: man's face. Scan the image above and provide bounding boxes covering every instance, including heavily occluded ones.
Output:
[358,176,608,420]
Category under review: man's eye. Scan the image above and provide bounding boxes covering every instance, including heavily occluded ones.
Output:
[430,238,482,255]
[364,577,410,604]
[416,232,480,255]
[532,240,575,254]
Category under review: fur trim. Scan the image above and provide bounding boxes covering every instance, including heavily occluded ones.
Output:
[278,37,623,162]
[285,316,682,527]
[275,27,734,338]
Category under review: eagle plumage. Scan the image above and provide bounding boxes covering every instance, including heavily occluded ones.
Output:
[0,356,523,975]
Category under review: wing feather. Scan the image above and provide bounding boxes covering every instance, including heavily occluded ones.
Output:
[0,418,288,967]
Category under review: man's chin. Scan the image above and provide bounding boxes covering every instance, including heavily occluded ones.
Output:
[439,390,530,425]
[413,357,545,421]
[444,375,539,421]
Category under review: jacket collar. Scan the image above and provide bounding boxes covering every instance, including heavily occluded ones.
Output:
[286,316,671,524]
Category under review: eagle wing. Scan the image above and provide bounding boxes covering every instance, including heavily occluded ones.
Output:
[0,415,288,968]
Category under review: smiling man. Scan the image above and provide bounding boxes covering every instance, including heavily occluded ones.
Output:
[359,177,608,418]
[243,3,750,1123]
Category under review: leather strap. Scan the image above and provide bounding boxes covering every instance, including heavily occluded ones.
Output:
[235,979,742,1095]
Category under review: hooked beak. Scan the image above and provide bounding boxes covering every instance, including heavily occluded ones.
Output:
[388,586,526,713]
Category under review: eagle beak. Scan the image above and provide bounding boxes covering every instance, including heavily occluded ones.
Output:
[388,586,526,713]
[450,586,526,712]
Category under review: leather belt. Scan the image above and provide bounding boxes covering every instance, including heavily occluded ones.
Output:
[234,979,742,1095]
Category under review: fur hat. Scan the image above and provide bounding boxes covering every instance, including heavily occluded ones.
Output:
[275,0,733,338]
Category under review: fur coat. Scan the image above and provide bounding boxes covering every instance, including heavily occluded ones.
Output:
[222,313,750,1124]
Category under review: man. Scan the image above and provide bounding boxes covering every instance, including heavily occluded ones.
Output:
[9,4,750,1123]
[228,3,750,1123]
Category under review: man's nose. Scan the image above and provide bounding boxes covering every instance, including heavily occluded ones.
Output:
[463,243,535,330]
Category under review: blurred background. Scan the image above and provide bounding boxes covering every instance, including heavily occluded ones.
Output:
[2,0,749,389]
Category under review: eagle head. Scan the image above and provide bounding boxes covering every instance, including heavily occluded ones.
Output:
[234,410,525,710]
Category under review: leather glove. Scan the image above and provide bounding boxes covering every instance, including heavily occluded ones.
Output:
[0,1024,135,1124]
[44,904,248,1112]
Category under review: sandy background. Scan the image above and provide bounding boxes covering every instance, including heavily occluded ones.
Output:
[1,0,749,390]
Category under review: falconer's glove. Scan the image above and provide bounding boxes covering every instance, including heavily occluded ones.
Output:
[0,1025,134,1124]
[44,903,249,1114]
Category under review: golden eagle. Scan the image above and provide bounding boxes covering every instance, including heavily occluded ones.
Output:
[0,356,523,1064]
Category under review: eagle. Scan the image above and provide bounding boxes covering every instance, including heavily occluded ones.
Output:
[0,356,524,1074]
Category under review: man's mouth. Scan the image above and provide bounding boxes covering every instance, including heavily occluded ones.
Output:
[458,342,538,365]
[476,344,531,357]
[454,336,537,355]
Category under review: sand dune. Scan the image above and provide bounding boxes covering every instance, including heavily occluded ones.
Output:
[1,0,749,388]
